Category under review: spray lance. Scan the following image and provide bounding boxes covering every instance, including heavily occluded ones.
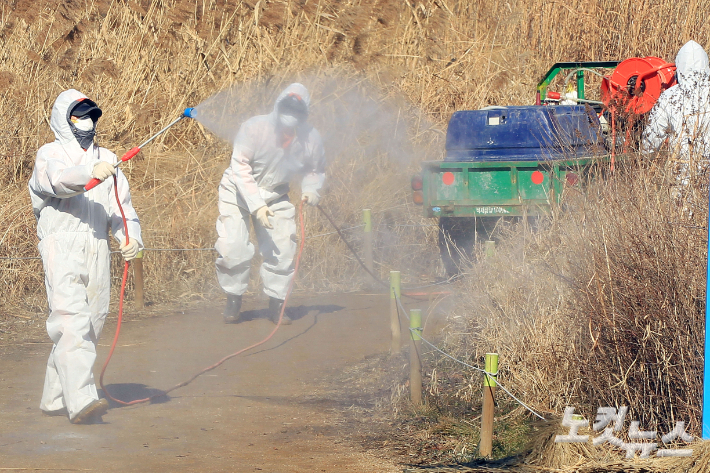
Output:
[84,107,197,191]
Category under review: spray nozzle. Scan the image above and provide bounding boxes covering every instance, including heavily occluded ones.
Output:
[183,107,197,118]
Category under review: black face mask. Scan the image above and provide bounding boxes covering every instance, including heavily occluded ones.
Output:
[66,99,102,151]
[68,121,96,150]
[277,94,308,122]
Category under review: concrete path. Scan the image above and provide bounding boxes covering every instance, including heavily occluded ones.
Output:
[0,293,403,472]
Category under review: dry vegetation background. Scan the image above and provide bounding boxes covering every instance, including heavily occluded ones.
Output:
[1,0,709,460]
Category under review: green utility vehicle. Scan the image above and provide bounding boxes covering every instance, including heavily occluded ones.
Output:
[413,62,618,276]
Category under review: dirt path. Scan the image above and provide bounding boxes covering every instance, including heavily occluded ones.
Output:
[0,293,408,472]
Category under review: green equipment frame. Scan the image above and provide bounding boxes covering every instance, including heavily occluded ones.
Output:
[537,61,620,101]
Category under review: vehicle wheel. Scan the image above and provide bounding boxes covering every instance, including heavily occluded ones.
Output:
[438,217,495,277]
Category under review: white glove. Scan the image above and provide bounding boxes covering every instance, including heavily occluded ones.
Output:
[120,239,140,261]
[255,206,274,229]
[92,161,116,182]
[301,192,320,206]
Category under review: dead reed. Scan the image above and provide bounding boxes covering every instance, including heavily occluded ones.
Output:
[418,154,707,461]
[1,0,707,313]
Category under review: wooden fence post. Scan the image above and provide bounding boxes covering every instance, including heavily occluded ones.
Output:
[480,352,498,457]
[409,308,423,405]
[133,250,145,309]
[389,271,401,353]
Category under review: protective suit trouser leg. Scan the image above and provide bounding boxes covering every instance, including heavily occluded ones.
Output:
[41,346,64,411]
[215,180,255,296]
[39,234,110,420]
[253,199,297,300]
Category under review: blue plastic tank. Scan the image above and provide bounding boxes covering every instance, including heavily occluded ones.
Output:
[444,105,603,162]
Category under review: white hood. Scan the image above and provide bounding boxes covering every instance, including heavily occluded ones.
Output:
[675,40,710,88]
[50,89,98,153]
[272,83,311,115]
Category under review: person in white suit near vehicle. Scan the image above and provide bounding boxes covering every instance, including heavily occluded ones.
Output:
[643,40,710,189]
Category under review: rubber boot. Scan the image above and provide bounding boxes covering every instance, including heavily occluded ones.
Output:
[269,297,291,325]
[71,398,109,424]
[223,294,242,324]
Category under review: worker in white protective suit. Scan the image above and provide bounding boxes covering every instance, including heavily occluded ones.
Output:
[643,40,710,188]
[215,83,325,325]
[29,89,142,424]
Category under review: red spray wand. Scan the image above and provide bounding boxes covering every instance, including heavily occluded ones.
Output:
[84,108,196,191]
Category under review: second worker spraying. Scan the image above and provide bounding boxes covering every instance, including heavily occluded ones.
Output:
[215,83,326,324]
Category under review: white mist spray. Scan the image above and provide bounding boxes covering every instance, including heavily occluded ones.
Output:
[190,71,445,284]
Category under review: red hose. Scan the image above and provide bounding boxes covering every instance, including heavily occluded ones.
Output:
[610,111,616,172]
[99,179,306,406]
[98,175,130,404]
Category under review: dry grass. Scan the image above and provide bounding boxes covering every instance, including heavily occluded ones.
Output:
[0,0,454,316]
[1,0,706,311]
[412,156,708,465]
[524,421,710,473]
[2,0,710,468]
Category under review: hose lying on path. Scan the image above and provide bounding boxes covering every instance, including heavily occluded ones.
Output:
[100,199,443,405]
[99,189,306,406]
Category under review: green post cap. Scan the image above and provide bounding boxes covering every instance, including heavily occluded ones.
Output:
[363,209,372,233]
[485,240,495,258]
[389,271,401,299]
[484,353,498,387]
[410,309,422,341]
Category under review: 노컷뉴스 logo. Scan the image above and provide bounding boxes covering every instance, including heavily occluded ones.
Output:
[555,407,694,458]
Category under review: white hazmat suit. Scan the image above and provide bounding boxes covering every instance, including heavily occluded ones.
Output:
[215,83,325,301]
[643,41,710,186]
[29,89,142,421]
